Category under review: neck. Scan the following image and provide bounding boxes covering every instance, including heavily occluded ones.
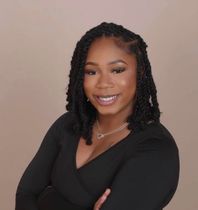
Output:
[96,107,133,132]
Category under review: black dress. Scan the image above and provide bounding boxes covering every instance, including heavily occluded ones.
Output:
[15,112,180,210]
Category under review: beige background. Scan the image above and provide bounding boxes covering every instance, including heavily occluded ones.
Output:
[0,0,197,209]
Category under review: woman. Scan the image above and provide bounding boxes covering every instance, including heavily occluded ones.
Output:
[15,22,180,210]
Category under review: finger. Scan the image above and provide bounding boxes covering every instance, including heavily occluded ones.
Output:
[100,188,111,204]
[94,199,104,210]
[97,196,107,209]
[98,189,111,207]
[94,188,111,210]
[104,188,111,196]
[94,197,105,210]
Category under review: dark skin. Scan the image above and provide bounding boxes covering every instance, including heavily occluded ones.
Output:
[76,37,137,209]
[83,37,137,129]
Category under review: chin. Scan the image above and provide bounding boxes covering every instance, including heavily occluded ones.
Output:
[95,107,120,116]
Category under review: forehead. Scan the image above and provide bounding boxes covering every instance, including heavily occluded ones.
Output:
[86,37,136,63]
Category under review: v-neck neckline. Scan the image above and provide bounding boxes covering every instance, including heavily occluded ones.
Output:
[73,130,133,172]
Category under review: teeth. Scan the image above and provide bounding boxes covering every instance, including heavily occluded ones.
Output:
[98,95,117,101]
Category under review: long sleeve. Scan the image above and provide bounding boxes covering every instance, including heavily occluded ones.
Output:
[15,114,65,210]
[100,136,180,210]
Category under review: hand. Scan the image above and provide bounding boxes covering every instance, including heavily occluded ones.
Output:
[93,188,111,210]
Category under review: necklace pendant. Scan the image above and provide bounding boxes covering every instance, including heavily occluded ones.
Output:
[97,133,105,139]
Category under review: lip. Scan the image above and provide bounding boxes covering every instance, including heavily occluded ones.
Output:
[94,94,120,106]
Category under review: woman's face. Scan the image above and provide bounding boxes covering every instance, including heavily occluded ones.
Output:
[83,37,137,117]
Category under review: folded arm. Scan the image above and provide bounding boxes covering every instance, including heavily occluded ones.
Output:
[99,137,180,210]
[15,114,65,210]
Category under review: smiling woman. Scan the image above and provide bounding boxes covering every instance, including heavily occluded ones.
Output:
[15,22,180,210]
[83,37,137,119]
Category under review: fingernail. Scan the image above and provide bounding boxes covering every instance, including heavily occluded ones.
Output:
[106,188,111,194]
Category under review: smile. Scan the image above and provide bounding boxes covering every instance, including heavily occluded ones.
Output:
[94,94,119,106]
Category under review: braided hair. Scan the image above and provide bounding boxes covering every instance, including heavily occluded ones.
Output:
[66,22,161,145]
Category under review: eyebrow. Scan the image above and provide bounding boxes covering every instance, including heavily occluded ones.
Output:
[85,59,127,66]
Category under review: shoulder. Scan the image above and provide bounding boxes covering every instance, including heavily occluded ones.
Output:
[52,111,74,126]
[125,122,179,165]
[48,111,77,136]
[123,122,180,184]
[130,121,179,162]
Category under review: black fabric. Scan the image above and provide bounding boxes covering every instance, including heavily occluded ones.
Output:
[15,112,180,210]
[37,186,86,210]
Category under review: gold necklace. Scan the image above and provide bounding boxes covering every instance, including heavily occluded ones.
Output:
[96,119,129,140]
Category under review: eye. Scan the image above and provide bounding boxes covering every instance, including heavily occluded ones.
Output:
[112,67,126,74]
[84,70,96,75]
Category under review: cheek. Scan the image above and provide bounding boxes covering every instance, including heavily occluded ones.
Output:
[83,78,95,95]
[118,73,136,91]
[117,73,137,103]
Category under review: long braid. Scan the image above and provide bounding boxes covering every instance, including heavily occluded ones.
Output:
[65,22,161,145]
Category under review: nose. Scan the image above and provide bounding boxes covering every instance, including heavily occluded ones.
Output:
[96,73,114,89]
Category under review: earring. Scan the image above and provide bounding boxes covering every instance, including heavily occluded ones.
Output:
[87,98,89,102]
